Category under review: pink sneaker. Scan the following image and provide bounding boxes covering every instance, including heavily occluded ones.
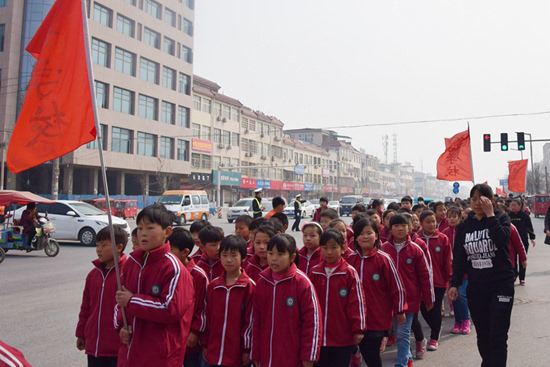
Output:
[415,338,427,359]
[427,339,438,351]
[380,337,388,352]
[350,348,362,367]
[450,322,462,334]
[461,319,471,334]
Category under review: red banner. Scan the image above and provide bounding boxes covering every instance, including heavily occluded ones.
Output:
[241,178,257,188]
[192,138,212,153]
[270,180,282,190]
[436,128,472,182]
[508,159,528,193]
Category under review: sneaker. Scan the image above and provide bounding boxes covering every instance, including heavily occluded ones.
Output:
[520,280,526,286]
[461,319,471,334]
[449,310,455,317]
[380,337,388,352]
[387,334,396,347]
[350,349,362,367]
[427,339,438,351]
[408,360,414,367]
[415,338,427,359]
[450,322,462,334]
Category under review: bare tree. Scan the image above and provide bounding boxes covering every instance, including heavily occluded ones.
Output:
[526,166,543,195]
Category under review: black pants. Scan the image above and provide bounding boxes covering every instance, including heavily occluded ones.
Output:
[467,281,514,367]
[358,336,383,367]
[25,228,36,247]
[411,312,424,342]
[87,355,117,367]
[515,241,529,281]
[314,345,355,367]
[292,214,302,231]
[420,287,446,341]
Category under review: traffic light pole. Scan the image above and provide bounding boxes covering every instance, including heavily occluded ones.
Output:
[525,133,535,177]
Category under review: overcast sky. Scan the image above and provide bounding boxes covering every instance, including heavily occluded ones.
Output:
[193,0,550,196]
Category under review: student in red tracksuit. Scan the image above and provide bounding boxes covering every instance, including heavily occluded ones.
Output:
[308,229,366,367]
[245,225,276,282]
[76,226,128,367]
[381,214,434,367]
[202,235,255,367]
[299,222,323,274]
[196,226,225,281]
[347,218,406,367]
[328,219,354,259]
[442,206,463,331]
[244,217,272,265]
[379,209,396,243]
[417,210,452,352]
[168,228,210,367]
[190,220,211,262]
[433,202,449,233]
[114,204,195,367]
[252,234,322,367]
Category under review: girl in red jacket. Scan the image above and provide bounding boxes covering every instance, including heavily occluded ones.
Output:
[328,219,354,259]
[244,224,277,282]
[418,210,452,351]
[299,222,323,274]
[252,234,322,367]
[379,209,396,243]
[309,229,366,367]
[347,218,405,367]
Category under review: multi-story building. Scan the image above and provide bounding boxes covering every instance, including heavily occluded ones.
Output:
[0,0,195,197]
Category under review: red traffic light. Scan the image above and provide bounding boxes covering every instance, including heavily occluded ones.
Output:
[483,134,491,152]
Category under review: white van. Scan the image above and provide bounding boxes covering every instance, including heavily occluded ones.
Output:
[158,190,210,225]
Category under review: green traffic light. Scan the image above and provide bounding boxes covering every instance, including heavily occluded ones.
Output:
[502,145,508,151]
[519,145,525,149]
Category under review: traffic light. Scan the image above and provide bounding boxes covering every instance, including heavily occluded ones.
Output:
[517,132,525,150]
[500,133,508,151]
[483,134,491,152]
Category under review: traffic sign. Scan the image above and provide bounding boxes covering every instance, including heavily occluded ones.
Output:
[453,182,460,189]
[453,187,459,194]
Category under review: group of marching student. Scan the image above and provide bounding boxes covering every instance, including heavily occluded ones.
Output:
[74,183,533,367]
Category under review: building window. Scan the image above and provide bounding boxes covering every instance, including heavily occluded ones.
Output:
[160,137,174,159]
[213,102,222,117]
[213,128,221,144]
[144,0,161,19]
[178,106,189,128]
[201,155,211,169]
[179,73,190,94]
[0,24,4,52]
[192,123,200,139]
[241,138,248,152]
[112,127,132,154]
[162,66,176,90]
[193,96,201,111]
[124,0,136,5]
[86,124,107,149]
[95,81,108,109]
[114,47,135,76]
[232,133,240,147]
[164,8,176,27]
[137,132,156,157]
[161,101,175,124]
[93,3,112,27]
[232,108,240,122]
[116,14,134,37]
[91,38,110,67]
[113,87,133,115]
[183,18,193,36]
[177,140,189,161]
[185,0,194,10]
[223,131,230,146]
[143,27,160,49]
[223,105,231,120]
[257,122,263,134]
[249,120,256,131]
[139,57,159,84]
[181,45,192,63]
[138,94,158,120]
[191,153,200,167]
[202,98,211,114]
[241,118,248,130]
[0,0,6,7]
[202,126,211,141]
[164,37,175,56]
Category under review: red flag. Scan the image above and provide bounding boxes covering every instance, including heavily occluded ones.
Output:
[508,159,528,193]
[495,187,503,196]
[436,128,473,181]
[7,0,96,174]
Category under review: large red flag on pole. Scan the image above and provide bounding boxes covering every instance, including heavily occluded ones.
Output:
[508,159,528,193]
[6,0,96,173]
[436,128,473,182]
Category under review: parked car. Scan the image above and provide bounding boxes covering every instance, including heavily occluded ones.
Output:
[339,195,364,216]
[11,200,130,245]
[283,200,315,218]
[328,201,340,211]
[226,198,273,223]
[362,197,372,206]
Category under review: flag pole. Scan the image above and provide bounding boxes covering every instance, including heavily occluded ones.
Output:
[80,0,128,329]
[468,122,475,184]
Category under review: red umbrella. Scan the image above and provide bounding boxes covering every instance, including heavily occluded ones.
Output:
[0,190,55,206]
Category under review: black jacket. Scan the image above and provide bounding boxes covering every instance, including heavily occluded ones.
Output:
[508,210,535,247]
[545,205,550,245]
[450,209,513,287]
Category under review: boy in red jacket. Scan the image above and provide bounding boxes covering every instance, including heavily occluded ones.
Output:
[202,235,255,367]
[114,204,195,367]
[76,226,128,367]
[168,228,210,367]
[196,226,225,281]
[381,214,434,367]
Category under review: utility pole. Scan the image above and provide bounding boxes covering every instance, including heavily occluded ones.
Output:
[546,166,549,194]
[51,158,59,200]
[0,139,5,190]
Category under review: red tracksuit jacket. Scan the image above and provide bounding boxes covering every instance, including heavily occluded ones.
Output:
[251,264,322,367]
[244,253,269,283]
[197,253,225,281]
[184,258,209,355]
[381,236,434,313]
[114,244,194,367]
[380,227,390,244]
[202,270,255,367]
[509,224,527,267]
[347,248,406,331]
[441,226,457,249]
[308,260,366,346]
[437,217,450,233]
[298,246,322,275]
[418,230,452,288]
[76,255,127,357]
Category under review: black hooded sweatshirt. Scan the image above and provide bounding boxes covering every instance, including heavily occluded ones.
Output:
[450,209,513,287]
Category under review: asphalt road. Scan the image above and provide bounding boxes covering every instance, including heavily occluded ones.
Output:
[1,214,549,366]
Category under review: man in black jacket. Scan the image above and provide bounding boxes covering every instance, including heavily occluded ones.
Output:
[291,194,306,231]
[252,188,265,218]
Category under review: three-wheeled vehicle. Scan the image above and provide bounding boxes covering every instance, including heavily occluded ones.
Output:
[0,190,60,264]
[114,199,138,219]
[84,198,115,215]
[532,194,550,218]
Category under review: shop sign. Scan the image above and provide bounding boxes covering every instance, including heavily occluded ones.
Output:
[294,166,305,175]
[241,178,257,188]
[213,170,242,186]
[257,179,271,189]
[191,138,212,153]
[322,168,330,178]
[189,172,212,184]
[304,183,314,191]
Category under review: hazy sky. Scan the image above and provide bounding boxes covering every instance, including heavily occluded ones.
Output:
[194,0,550,196]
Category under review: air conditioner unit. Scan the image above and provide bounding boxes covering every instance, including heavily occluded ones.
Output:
[271,156,275,162]
[245,152,251,157]
[274,136,281,141]
[261,133,265,138]
[218,143,224,148]
[261,155,267,160]
[216,116,222,121]
[222,118,227,122]
[245,129,249,134]
[226,145,232,150]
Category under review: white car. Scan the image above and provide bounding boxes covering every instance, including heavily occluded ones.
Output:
[309,199,321,210]
[328,201,340,211]
[11,200,130,245]
[226,198,273,223]
[283,200,315,218]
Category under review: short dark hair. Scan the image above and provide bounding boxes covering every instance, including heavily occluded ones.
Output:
[447,206,463,218]
[249,217,272,232]
[382,209,396,221]
[419,210,436,223]
[352,204,367,213]
[168,227,195,253]
[432,201,445,213]
[320,229,345,249]
[198,226,224,245]
[319,197,329,203]
[401,196,413,204]
[270,212,288,228]
[366,209,379,217]
[256,224,277,240]
[354,218,381,250]
[328,219,347,230]
[137,203,174,229]
[387,202,400,211]
[272,197,286,208]
[397,208,411,214]
[368,199,382,210]
[234,215,252,227]
[302,222,323,237]
[267,233,297,257]
[96,225,128,253]
[131,227,138,237]
[389,214,409,228]
[411,204,425,213]
[268,217,284,233]
[417,197,424,202]
[511,198,523,208]
[352,213,369,228]
[190,219,211,234]
[320,208,339,220]
[219,234,247,260]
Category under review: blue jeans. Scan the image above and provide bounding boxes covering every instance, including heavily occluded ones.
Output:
[453,279,470,322]
[392,313,414,367]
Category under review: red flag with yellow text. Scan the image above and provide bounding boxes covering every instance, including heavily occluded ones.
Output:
[7,0,96,173]
[436,128,473,181]
[508,160,528,193]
